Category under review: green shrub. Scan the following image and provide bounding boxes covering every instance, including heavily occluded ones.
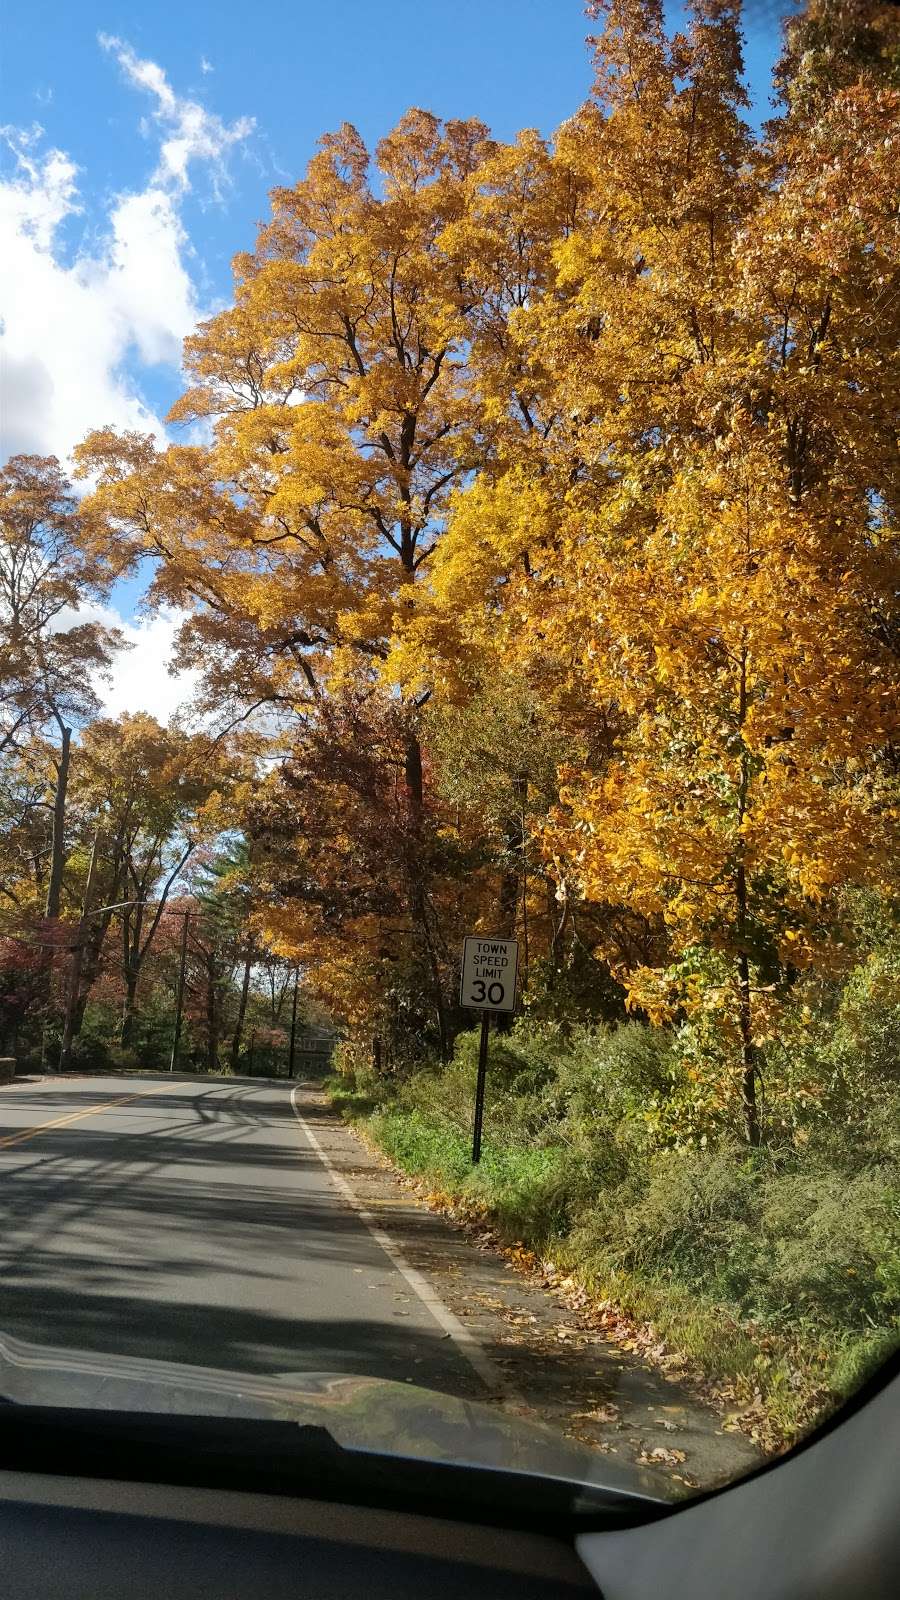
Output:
[755,1167,900,1332]
[332,999,900,1441]
[874,1188,900,1316]
[69,1034,113,1072]
[575,1145,758,1284]
[572,1148,900,1340]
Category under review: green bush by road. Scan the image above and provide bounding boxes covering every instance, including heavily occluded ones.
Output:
[330,983,900,1445]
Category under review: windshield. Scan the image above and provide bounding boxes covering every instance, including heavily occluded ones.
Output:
[0,0,897,1512]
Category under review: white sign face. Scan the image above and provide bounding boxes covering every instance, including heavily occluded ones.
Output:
[460,936,519,1014]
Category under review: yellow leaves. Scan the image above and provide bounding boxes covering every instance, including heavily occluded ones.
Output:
[60,15,899,1074]
[75,113,509,728]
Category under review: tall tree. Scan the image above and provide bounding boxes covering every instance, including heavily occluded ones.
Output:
[64,6,899,1101]
[76,115,492,729]
[65,713,232,1051]
[1,454,120,912]
[1,454,121,1054]
[400,0,899,1137]
[774,0,900,120]
[250,682,472,1056]
[193,840,259,1071]
[76,112,502,1048]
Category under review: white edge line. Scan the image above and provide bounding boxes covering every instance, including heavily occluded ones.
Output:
[290,1085,503,1394]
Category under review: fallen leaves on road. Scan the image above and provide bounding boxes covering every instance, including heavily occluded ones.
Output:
[571,1404,621,1425]
[638,1445,688,1467]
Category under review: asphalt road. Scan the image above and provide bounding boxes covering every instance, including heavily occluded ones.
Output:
[0,1074,481,1395]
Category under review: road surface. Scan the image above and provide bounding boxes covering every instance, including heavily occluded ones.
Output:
[0,1072,762,1488]
[0,1074,483,1395]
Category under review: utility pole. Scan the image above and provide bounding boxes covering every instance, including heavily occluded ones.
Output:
[169,910,190,1074]
[288,966,299,1079]
[58,830,102,1074]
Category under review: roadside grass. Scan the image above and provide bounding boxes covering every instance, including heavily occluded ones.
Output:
[324,1023,900,1450]
[342,1101,817,1442]
[326,1079,382,1120]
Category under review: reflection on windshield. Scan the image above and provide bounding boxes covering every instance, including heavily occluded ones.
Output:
[0,1328,670,1503]
[0,1,898,1503]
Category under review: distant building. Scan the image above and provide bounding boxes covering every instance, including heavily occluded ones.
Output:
[291,1025,337,1075]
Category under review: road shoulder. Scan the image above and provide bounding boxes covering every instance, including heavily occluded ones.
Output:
[292,1082,762,1493]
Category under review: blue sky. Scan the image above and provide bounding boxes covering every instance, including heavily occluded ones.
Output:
[0,1,786,719]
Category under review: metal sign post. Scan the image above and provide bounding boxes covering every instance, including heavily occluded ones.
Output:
[471,1013,490,1164]
[459,936,519,1164]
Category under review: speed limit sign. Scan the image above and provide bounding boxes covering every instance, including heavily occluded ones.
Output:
[460,936,519,1014]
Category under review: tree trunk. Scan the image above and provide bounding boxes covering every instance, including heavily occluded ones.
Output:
[58,940,85,1073]
[405,731,424,810]
[45,722,71,920]
[72,984,92,1040]
[497,866,519,936]
[205,956,220,1074]
[735,850,760,1146]
[402,722,451,1057]
[737,943,760,1147]
[120,970,139,1047]
[59,832,102,1072]
[496,774,527,1033]
[39,720,72,1069]
[120,899,144,1047]
[426,958,450,1059]
[288,968,299,1079]
[734,646,759,1146]
[494,867,518,1035]
[230,949,252,1072]
[500,774,528,936]
[411,881,450,1060]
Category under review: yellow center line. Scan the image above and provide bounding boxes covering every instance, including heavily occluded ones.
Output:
[0,1083,180,1150]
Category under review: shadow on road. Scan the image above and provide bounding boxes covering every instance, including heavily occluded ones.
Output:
[0,1079,480,1396]
[0,1274,476,1389]
[0,1078,300,1116]
[0,1072,705,1440]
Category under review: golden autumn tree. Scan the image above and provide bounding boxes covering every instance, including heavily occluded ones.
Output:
[386,126,594,972]
[398,0,900,1140]
[774,0,900,118]
[76,113,503,1049]
[77,114,492,750]
[1,454,122,924]
[73,4,899,1099]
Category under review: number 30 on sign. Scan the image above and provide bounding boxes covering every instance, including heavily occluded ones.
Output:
[460,937,519,1014]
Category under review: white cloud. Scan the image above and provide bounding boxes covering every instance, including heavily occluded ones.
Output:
[0,129,79,248]
[100,35,252,196]
[101,607,201,722]
[56,601,201,724]
[0,41,253,464]
[0,131,191,459]
[200,57,214,76]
